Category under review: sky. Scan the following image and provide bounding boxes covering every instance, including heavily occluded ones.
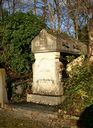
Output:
[3,0,92,38]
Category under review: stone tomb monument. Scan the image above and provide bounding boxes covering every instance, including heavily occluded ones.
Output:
[27,29,87,105]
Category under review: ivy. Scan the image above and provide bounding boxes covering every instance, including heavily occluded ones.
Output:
[1,12,45,73]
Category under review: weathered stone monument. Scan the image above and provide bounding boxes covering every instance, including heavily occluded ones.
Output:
[0,69,8,107]
[27,29,87,105]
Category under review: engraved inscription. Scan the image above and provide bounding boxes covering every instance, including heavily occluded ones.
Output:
[36,79,54,86]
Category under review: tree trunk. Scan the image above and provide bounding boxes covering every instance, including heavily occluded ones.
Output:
[42,0,47,22]
[54,0,61,32]
[7,0,11,14]
[34,0,36,15]
[0,0,3,21]
[13,0,16,13]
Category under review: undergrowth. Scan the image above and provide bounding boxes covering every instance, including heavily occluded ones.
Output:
[62,62,93,115]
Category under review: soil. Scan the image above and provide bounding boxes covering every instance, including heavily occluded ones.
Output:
[0,103,78,128]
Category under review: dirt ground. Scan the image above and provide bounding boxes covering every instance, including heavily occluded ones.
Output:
[0,103,78,128]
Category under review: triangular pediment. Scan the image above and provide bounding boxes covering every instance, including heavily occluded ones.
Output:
[32,29,87,55]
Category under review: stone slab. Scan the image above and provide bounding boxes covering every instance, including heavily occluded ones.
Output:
[27,93,65,105]
[32,29,87,55]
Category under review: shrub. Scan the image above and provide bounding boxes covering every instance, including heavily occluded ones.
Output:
[1,12,45,73]
[63,62,93,115]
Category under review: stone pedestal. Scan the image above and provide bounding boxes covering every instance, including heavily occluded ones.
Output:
[27,52,64,105]
[0,69,8,108]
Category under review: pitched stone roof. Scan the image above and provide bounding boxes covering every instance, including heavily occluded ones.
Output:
[32,29,87,55]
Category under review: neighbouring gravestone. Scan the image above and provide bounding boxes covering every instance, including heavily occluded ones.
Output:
[89,19,93,62]
[27,29,87,105]
[67,55,85,76]
[0,69,8,108]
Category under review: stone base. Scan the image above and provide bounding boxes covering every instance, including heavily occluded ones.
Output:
[27,94,65,105]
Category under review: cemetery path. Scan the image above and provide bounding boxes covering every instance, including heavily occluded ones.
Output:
[0,103,78,128]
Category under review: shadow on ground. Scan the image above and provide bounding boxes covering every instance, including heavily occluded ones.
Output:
[77,104,93,128]
[10,102,59,113]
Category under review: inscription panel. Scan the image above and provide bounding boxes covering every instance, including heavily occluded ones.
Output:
[33,58,56,94]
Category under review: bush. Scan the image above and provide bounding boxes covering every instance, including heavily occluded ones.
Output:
[1,12,45,73]
[63,62,93,115]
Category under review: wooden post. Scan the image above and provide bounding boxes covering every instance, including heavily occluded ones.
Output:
[0,69,8,108]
